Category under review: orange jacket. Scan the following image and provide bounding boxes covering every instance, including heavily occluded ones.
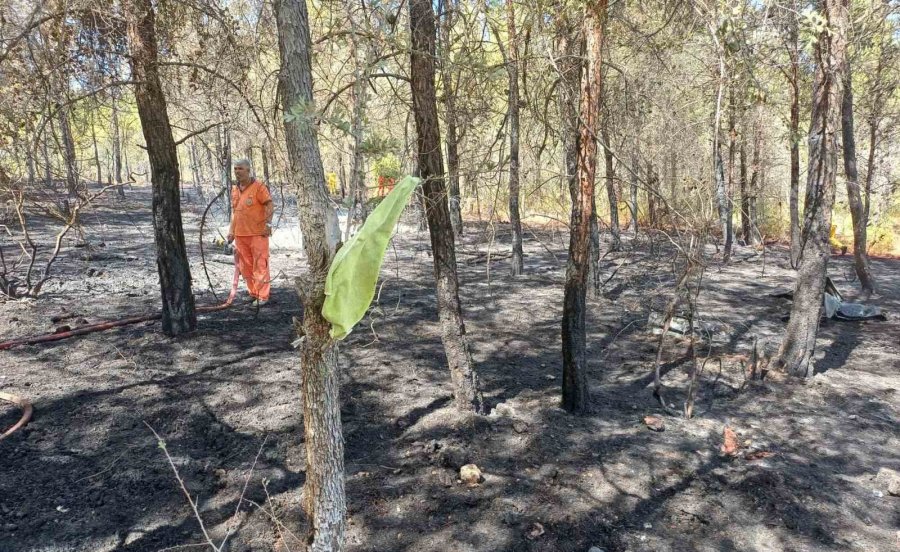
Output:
[231,179,273,237]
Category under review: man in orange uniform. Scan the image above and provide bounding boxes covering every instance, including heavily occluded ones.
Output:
[227,159,274,306]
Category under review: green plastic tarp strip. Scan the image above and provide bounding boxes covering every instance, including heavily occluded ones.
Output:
[323,175,421,340]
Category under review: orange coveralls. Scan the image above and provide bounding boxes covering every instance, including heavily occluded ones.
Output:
[231,180,273,301]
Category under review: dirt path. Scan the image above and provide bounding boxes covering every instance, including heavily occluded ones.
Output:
[1,187,898,551]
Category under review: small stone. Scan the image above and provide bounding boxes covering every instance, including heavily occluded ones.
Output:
[873,490,884,498]
[513,421,529,434]
[643,415,665,432]
[459,464,482,485]
[544,374,555,380]
[643,522,653,529]
[588,547,606,552]
[526,522,545,540]
[875,467,900,497]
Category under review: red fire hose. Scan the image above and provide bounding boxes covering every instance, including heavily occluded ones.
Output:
[0,391,33,441]
[0,253,239,440]
[0,254,241,352]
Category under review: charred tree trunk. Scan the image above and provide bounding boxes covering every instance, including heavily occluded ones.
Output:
[189,139,202,197]
[262,143,271,184]
[739,134,752,244]
[505,0,524,276]
[747,115,762,244]
[111,96,125,199]
[722,88,735,260]
[275,0,346,550]
[90,112,102,186]
[346,19,371,233]
[629,148,639,235]
[562,0,606,414]
[409,0,484,413]
[787,8,802,267]
[556,17,582,202]
[220,127,232,220]
[440,1,464,237]
[125,0,197,336]
[57,105,78,197]
[43,119,52,188]
[646,161,658,228]
[715,142,727,248]
[774,0,847,379]
[601,119,620,250]
[841,70,875,296]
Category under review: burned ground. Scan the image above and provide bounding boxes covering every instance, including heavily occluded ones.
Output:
[1,187,898,551]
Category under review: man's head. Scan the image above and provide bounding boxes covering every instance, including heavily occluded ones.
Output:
[233,159,253,184]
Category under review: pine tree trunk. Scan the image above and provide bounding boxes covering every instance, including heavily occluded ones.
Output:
[740,135,752,244]
[262,143,271,184]
[189,139,202,197]
[58,106,78,197]
[787,8,802,268]
[91,113,102,185]
[556,19,582,203]
[747,111,762,244]
[562,0,606,414]
[220,127,232,220]
[43,120,52,188]
[125,0,197,336]
[440,2,464,237]
[774,0,847,379]
[275,0,346,550]
[722,89,735,260]
[840,71,875,296]
[601,120,620,250]
[629,148,639,234]
[410,0,484,413]
[111,96,125,199]
[506,0,524,276]
[347,19,371,229]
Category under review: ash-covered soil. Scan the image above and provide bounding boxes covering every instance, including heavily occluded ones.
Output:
[1,185,898,552]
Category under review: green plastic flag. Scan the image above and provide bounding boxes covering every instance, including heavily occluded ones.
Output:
[323,175,421,340]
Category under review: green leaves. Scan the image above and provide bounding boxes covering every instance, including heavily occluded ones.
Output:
[322,176,421,340]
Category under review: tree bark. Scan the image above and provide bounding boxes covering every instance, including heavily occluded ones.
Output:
[91,112,102,185]
[774,0,847,379]
[739,132,752,243]
[840,70,875,295]
[601,119,620,250]
[505,0,524,276]
[722,88,735,260]
[409,0,484,413]
[125,0,197,336]
[439,0,464,237]
[275,0,346,550]
[556,16,582,202]
[786,7,802,268]
[57,104,78,197]
[111,96,125,199]
[747,111,762,245]
[628,148,639,235]
[562,0,606,414]
[220,127,232,220]
[346,9,371,232]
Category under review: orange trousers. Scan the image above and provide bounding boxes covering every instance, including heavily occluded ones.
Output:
[234,235,270,301]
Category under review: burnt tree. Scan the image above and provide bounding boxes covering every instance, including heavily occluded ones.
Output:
[124,0,197,336]
[275,0,346,549]
[505,0,524,275]
[409,0,484,413]
[840,70,875,296]
[561,0,606,414]
[774,0,848,378]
